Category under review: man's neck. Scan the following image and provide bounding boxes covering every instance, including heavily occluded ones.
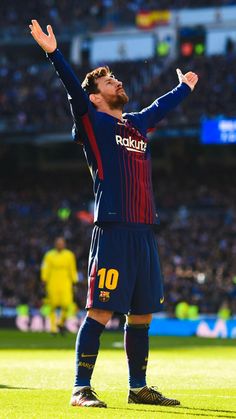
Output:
[97,105,123,121]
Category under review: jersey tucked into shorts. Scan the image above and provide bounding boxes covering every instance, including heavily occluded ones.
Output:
[86,223,164,315]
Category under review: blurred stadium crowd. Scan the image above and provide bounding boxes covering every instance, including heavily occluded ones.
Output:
[1,1,235,35]
[0,173,235,317]
[1,53,236,133]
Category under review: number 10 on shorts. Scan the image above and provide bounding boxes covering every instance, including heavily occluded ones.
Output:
[98,268,119,290]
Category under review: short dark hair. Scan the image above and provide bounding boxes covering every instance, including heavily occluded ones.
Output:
[82,66,113,95]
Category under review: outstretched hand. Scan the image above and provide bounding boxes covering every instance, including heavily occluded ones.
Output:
[176,68,198,91]
[29,19,57,53]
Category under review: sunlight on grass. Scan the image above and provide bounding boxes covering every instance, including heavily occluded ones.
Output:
[0,331,236,418]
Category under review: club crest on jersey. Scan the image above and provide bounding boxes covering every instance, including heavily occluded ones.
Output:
[115,135,147,153]
[99,290,110,302]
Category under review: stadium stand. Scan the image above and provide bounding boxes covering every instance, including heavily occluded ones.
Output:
[1,53,236,133]
[1,1,236,35]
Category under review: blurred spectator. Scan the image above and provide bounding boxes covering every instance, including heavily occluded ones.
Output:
[217,301,231,319]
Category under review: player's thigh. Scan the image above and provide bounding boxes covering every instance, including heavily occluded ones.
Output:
[130,229,164,315]
[61,291,73,308]
[48,290,72,309]
[86,223,137,314]
[47,292,61,308]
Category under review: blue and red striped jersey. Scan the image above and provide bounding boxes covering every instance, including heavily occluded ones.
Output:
[48,49,191,224]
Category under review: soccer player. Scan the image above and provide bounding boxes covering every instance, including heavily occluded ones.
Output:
[30,20,198,408]
[41,237,78,334]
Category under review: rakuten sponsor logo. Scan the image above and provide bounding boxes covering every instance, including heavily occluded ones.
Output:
[115,135,147,153]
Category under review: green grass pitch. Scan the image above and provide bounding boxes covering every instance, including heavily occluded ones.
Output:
[0,330,236,418]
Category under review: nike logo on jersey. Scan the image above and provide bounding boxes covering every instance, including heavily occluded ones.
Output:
[81,353,98,358]
[116,135,147,153]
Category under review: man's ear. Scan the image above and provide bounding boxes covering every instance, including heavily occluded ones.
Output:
[89,93,101,106]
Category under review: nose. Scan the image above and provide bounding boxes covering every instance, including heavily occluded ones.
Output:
[117,81,123,89]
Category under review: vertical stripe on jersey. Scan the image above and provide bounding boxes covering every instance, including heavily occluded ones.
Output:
[144,161,150,223]
[118,124,126,222]
[127,154,134,222]
[126,154,131,221]
[143,161,147,222]
[82,113,104,180]
[140,159,146,223]
[148,159,156,223]
[123,124,130,222]
[123,123,130,222]
[136,158,141,223]
[122,148,130,222]
[132,155,138,222]
[118,144,124,221]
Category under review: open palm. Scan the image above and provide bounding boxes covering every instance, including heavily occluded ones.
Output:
[29,19,57,53]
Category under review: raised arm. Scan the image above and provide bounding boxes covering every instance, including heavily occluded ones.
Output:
[137,68,198,130]
[29,19,89,116]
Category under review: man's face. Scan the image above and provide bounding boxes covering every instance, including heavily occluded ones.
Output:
[94,76,129,110]
[55,238,65,251]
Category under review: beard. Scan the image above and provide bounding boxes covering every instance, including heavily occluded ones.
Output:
[105,91,129,110]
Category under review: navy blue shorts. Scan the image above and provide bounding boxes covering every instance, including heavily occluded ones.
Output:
[86,223,164,315]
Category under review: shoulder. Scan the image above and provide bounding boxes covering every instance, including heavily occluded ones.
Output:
[64,249,75,257]
[43,249,55,260]
[123,112,139,122]
[123,112,147,134]
[45,249,55,256]
[124,112,144,127]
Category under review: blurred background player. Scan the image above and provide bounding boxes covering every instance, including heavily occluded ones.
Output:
[41,237,78,334]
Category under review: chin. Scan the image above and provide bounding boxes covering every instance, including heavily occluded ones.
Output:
[109,94,129,110]
[119,93,129,105]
